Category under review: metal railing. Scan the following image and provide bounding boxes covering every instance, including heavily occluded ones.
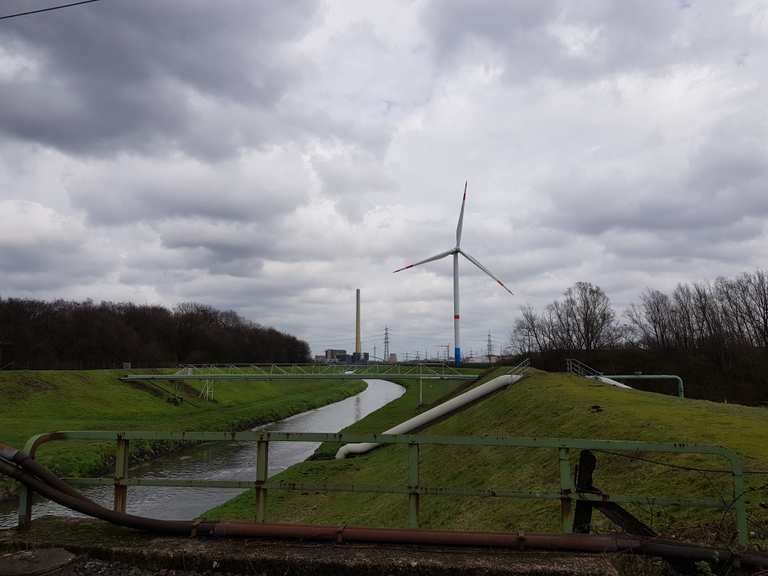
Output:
[121,363,478,383]
[565,358,602,378]
[17,430,748,545]
[504,357,530,376]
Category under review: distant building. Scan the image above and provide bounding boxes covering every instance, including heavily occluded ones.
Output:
[388,353,397,363]
[314,355,326,363]
[351,352,369,363]
[325,349,347,363]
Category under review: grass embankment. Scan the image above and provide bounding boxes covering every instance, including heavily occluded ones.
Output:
[312,368,484,459]
[206,369,768,545]
[0,369,366,499]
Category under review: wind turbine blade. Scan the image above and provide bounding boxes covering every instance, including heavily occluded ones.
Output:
[455,181,467,247]
[460,250,514,295]
[393,249,454,273]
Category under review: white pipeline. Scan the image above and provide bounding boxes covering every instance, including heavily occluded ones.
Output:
[592,376,633,390]
[335,374,522,459]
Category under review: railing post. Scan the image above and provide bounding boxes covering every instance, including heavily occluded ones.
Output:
[418,364,423,408]
[559,447,575,533]
[114,436,129,513]
[731,457,748,546]
[255,438,269,523]
[17,482,32,530]
[408,442,420,528]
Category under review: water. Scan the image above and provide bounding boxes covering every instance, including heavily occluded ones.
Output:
[0,379,404,527]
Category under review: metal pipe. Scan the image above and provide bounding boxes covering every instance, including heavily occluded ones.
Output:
[336,374,519,458]
[1,442,84,501]
[3,453,768,569]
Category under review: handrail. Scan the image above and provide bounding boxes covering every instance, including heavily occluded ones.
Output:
[17,429,748,544]
[505,357,530,376]
[565,358,602,378]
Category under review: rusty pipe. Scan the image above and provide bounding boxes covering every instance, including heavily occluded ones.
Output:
[1,441,85,501]
[3,449,768,569]
[0,459,199,535]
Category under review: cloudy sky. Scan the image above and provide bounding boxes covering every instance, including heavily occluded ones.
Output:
[1,1,767,360]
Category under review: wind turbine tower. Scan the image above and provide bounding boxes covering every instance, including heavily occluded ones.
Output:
[355,288,361,358]
[394,182,513,367]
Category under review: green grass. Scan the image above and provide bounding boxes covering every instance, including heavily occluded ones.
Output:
[311,370,483,459]
[0,369,366,498]
[205,369,768,545]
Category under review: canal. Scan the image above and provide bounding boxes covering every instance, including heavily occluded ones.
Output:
[0,379,405,527]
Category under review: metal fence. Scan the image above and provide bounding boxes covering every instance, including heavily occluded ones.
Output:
[17,430,748,544]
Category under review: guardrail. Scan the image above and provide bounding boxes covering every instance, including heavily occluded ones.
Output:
[565,358,602,378]
[503,357,530,376]
[17,430,748,544]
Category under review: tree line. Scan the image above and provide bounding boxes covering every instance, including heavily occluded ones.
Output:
[0,298,310,369]
[511,270,768,404]
[512,270,768,356]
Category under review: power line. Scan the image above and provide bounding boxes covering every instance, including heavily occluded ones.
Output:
[1,0,102,21]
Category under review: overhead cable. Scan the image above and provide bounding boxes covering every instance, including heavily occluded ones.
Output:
[1,0,101,21]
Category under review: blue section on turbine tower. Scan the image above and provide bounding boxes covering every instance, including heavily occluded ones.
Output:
[454,347,461,367]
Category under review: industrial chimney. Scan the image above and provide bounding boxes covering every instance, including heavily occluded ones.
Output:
[355,288,361,356]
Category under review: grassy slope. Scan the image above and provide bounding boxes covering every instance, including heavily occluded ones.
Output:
[312,369,484,459]
[206,369,768,544]
[0,369,365,496]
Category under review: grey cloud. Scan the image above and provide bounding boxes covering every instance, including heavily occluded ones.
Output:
[0,1,321,156]
[421,1,753,81]
[541,109,768,239]
[68,149,311,225]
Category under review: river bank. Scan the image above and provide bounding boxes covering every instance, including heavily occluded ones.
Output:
[0,379,404,525]
[0,369,366,502]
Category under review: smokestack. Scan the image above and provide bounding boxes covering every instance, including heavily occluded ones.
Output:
[355,288,361,355]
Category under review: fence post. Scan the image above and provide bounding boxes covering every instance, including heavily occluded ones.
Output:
[408,442,420,528]
[114,436,129,513]
[559,447,575,533]
[255,438,269,523]
[731,457,748,546]
[17,483,32,530]
[418,364,423,408]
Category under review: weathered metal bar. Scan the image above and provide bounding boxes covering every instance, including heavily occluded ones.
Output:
[23,430,743,460]
[409,443,420,528]
[17,481,32,530]
[58,477,730,510]
[113,437,129,513]
[732,458,748,546]
[255,439,268,523]
[559,448,575,533]
[120,373,475,381]
[68,477,257,489]
[20,429,746,542]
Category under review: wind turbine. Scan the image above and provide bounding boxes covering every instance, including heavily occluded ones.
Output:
[394,182,513,367]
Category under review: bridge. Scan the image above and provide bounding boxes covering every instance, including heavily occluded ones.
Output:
[120,362,486,382]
